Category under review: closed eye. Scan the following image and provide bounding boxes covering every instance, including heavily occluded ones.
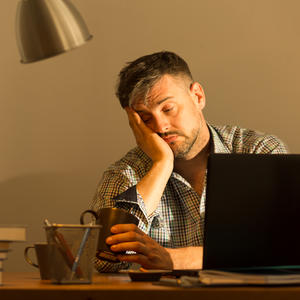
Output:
[141,116,151,123]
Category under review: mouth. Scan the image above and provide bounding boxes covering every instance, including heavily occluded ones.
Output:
[162,135,178,144]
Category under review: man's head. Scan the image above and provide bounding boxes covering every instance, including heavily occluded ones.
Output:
[117,51,209,159]
[116,51,194,108]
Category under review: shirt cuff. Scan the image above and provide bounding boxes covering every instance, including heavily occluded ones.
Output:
[113,185,138,203]
[113,185,152,223]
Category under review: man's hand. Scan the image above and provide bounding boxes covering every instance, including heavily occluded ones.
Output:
[106,224,173,270]
[125,107,173,164]
[125,107,173,215]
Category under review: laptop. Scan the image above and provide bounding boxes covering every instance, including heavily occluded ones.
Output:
[203,153,300,271]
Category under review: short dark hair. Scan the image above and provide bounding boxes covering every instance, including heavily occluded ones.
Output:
[116,51,194,108]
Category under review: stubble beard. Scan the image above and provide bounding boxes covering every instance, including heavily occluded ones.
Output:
[170,127,201,159]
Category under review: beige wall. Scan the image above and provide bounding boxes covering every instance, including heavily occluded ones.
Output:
[1,0,299,271]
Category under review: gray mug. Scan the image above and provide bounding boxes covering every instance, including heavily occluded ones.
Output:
[80,207,139,263]
[24,242,51,280]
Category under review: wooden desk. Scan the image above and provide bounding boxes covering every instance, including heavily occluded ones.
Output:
[1,272,300,300]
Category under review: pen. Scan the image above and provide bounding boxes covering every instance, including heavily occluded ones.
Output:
[70,227,90,280]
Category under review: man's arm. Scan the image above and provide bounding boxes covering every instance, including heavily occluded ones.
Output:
[166,246,203,269]
[125,107,174,216]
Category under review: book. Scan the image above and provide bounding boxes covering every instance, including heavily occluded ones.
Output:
[0,226,26,286]
[0,251,8,260]
[0,225,26,242]
[0,259,4,285]
[0,242,11,250]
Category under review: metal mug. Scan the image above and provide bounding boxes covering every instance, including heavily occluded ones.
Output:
[80,207,139,262]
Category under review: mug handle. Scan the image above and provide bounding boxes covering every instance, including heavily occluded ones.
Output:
[80,209,98,224]
[24,246,39,268]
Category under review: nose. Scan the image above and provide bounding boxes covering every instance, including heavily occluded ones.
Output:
[150,115,169,134]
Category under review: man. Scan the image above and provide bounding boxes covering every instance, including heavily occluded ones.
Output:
[91,51,287,272]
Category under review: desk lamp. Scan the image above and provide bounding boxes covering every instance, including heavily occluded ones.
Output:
[15,0,92,63]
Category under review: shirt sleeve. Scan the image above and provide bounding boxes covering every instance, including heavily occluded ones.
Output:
[93,257,130,273]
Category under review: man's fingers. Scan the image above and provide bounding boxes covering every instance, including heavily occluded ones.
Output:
[125,107,140,131]
[117,253,149,266]
[106,231,144,246]
[106,224,147,248]
[117,252,172,270]
[111,241,148,254]
[125,106,152,135]
[110,223,144,234]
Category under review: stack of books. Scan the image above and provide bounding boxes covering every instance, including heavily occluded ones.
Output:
[0,226,26,285]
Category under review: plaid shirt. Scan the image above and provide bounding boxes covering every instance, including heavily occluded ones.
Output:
[91,124,288,272]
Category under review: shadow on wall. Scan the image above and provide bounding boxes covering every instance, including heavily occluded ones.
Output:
[0,171,98,272]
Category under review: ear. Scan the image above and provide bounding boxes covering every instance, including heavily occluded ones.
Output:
[190,82,206,110]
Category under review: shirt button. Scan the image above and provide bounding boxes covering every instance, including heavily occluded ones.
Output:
[152,217,160,228]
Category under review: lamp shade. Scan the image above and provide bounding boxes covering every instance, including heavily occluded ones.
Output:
[16,0,92,63]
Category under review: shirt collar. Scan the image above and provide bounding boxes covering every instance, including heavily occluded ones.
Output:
[207,124,231,154]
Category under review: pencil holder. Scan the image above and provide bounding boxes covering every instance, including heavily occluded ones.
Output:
[44,224,101,284]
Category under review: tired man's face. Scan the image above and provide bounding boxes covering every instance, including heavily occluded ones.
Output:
[131,74,207,159]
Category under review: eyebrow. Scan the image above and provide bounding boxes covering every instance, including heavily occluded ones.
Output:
[134,96,173,113]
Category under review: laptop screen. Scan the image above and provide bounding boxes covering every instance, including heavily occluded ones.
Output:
[203,154,300,270]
